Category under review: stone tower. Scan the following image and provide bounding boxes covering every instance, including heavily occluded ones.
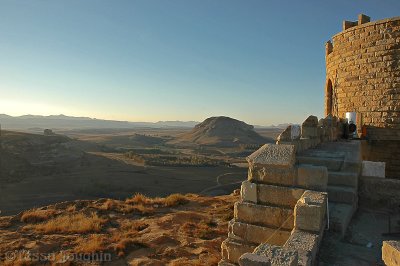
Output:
[325,14,400,178]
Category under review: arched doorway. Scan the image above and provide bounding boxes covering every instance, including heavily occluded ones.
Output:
[325,79,333,116]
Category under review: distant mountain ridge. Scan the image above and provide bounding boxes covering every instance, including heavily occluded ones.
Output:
[0,114,199,130]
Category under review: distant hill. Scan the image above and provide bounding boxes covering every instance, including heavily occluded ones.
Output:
[170,116,272,147]
[0,114,199,130]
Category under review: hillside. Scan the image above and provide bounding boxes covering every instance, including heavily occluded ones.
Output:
[170,116,272,147]
[0,192,238,265]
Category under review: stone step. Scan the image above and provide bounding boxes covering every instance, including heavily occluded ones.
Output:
[328,171,358,188]
[297,156,343,171]
[241,180,305,208]
[234,201,294,230]
[221,238,257,264]
[228,219,292,246]
[327,185,357,204]
[342,160,361,173]
[328,202,356,238]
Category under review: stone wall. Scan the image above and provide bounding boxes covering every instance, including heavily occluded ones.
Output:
[359,175,400,210]
[325,14,400,178]
[325,15,400,129]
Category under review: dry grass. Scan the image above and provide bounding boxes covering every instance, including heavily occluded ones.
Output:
[99,199,119,211]
[99,198,154,214]
[181,220,220,240]
[74,234,107,253]
[125,193,151,205]
[25,212,106,234]
[20,208,57,223]
[125,193,188,207]
[66,205,77,212]
[110,220,149,256]
[164,194,188,207]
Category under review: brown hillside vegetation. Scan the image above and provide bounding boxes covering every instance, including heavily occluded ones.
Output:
[170,116,271,147]
[0,192,238,265]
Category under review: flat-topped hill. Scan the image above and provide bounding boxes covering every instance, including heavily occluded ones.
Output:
[170,116,270,147]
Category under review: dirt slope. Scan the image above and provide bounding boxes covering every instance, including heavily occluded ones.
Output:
[0,192,238,265]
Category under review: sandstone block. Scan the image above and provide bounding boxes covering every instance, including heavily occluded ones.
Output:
[241,180,257,203]
[221,238,257,264]
[248,164,297,186]
[301,127,318,139]
[299,138,312,151]
[284,230,320,266]
[294,191,327,233]
[234,202,294,230]
[302,115,319,127]
[239,253,272,266]
[229,220,291,246]
[277,126,292,142]
[252,244,298,266]
[257,183,305,208]
[247,144,296,168]
[361,160,385,178]
[296,165,328,191]
[382,240,400,266]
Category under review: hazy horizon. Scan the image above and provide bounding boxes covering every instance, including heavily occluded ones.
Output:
[1,1,399,125]
[0,113,293,127]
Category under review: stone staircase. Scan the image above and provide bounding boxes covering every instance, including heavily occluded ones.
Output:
[219,115,361,266]
[220,144,329,265]
[297,140,361,237]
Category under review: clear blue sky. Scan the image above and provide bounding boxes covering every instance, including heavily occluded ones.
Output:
[0,1,399,125]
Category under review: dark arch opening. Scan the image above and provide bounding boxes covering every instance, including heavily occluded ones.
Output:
[325,79,333,116]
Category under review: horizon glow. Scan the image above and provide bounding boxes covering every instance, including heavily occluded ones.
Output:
[1,1,399,125]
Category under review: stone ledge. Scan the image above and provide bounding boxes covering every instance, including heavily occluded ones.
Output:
[228,219,291,246]
[248,165,297,186]
[247,144,296,168]
[235,201,294,230]
[241,180,305,208]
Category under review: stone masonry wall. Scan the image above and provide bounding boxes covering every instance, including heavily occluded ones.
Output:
[325,15,400,178]
[325,15,400,133]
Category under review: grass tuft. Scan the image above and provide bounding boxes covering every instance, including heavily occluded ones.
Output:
[20,208,57,223]
[74,234,107,253]
[25,212,106,234]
